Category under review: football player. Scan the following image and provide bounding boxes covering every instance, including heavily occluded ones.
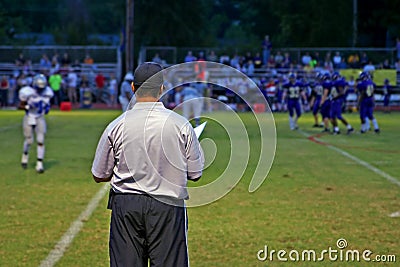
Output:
[330,72,354,134]
[19,74,54,173]
[309,73,324,127]
[319,73,332,132]
[356,72,380,133]
[282,73,307,130]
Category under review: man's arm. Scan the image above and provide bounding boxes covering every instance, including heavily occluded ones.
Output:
[92,174,112,183]
[91,127,116,183]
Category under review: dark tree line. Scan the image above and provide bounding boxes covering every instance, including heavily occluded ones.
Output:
[1,0,400,50]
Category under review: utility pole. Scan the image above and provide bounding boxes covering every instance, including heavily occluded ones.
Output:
[352,0,357,47]
[126,0,134,71]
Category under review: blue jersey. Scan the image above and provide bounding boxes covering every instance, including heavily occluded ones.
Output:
[283,81,303,99]
[331,79,347,100]
[322,81,332,99]
[357,80,375,100]
[311,82,324,99]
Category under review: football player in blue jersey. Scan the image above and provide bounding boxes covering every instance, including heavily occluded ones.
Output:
[356,72,380,133]
[282,73,307,130]
[309,73,324,127]
[330,72,354,134]
[19,74,54,173]
[319,73,332,132]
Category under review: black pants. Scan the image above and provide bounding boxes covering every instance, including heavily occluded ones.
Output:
[109,194,189,267]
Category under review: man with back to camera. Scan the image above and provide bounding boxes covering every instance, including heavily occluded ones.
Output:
[91,62,204,267]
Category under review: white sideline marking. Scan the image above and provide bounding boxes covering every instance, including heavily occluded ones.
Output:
[389,211,400,218]
[39,183,109,267]
[298,130,400,218]
[298,130,400,187]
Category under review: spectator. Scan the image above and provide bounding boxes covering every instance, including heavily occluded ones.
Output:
[49,71,63,106]
[50,53,60,74]
[395,59,400,71]
[152,53,163,65]
[282,52,291,68]
[0,75,10,108]
[262,35,272,66]
[301,52,312,66]
[381,59,391,69]
[347,53,360,68]
[71,59,82,72]
[253,53,263,69]
[9,74,17,106]
[230,54,240,69]
[274,51,284,68]
[382,79,392,113]
[67,68,78,104]
[118,72,135,112]
[363,61,375,73]
[246,60,255,76]
[267,53,276,69]
[313,52,322,66]
[207,50,218,62]
[39,54,51,71]
[360,52,369,67]
[15,53,26,67]
[94,72,106,103]
[244,52,252,62]
[61,52,71,67]
[80,75,92,108]
[338,57,348,69]
[108,73,118,107]
[324,52,333,72]
[333,52,342,69]
[84,53,94,64]
[184,51,196,62]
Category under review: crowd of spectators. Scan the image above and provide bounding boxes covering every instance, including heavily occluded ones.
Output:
[0,52,119,108]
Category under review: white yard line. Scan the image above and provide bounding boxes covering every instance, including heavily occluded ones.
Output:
[39,183,109,267]
[297,129,400,217]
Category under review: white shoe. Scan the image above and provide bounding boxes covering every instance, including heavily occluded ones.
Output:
[36,161,44,173]
[21,154,29,169]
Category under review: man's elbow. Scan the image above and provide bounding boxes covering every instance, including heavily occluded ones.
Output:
[92,174,111,183]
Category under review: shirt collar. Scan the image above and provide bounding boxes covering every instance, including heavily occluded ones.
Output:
[131,102,165,110]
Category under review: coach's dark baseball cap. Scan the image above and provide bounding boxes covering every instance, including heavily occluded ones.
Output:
[133,62,163,89]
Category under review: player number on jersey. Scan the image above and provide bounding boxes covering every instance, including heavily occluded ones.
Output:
[366,85,374,97]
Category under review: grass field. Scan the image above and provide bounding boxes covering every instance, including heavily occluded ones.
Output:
[0,109,399,266]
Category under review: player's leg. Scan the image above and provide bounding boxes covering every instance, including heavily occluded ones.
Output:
[359,103,368,133]
[367,104,380,133]
[287,101,295,130]
[35,117,47,173]
[330,101,340,134]
[21,116,34,169]
[312,99,321,127]
[320,103,330,132]
[294,100,301,129]
[337,99,353,134]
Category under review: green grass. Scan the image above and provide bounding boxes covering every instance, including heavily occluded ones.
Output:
[0,110,399,266]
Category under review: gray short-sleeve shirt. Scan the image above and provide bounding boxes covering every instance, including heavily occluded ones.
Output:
[92,102,204,200]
